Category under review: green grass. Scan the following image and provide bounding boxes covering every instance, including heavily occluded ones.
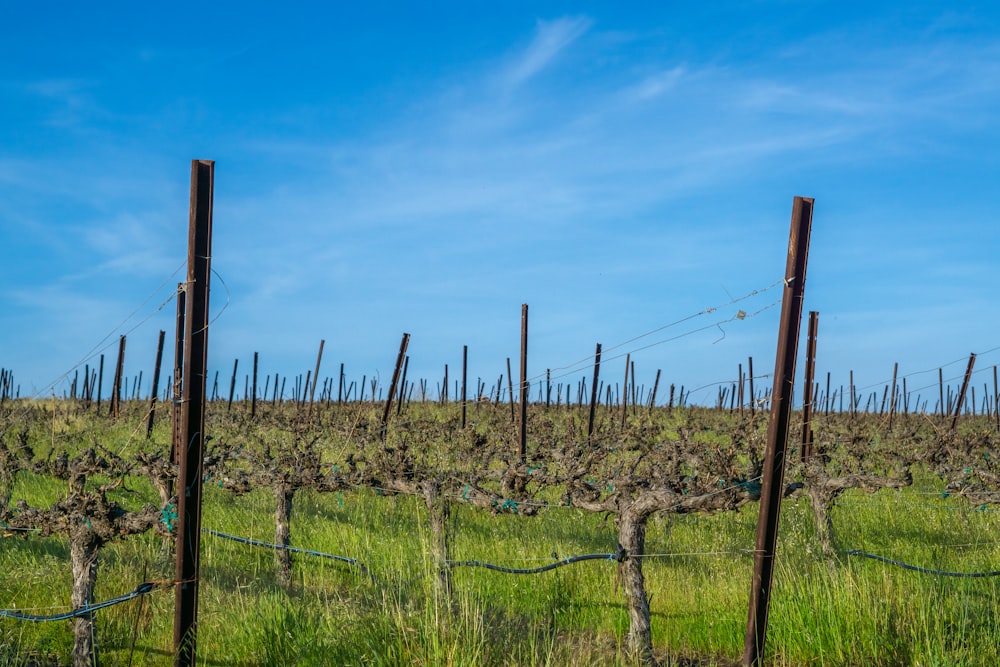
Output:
[4,402,1000,665]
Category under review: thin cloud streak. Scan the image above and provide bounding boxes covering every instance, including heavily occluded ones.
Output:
[500,16,592,90]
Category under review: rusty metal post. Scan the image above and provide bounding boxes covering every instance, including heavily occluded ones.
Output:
[174,159,214,667]
[170,283,186,495]
[849,370,856,417]
[588,343,602,442]
[800,311,818,462]
[994,366,998,432]
[887,362,899,430]
[227,358,238,413]
[951,353,977,433]
[620,353,630,428]
[650,368,661,410]
[506,358,515,423]
[519,304,529,463]
[146,330,166,438]
[743,196,814,667]
[546,369,551,408]
[251,353,259,418]
[737,363,744,414]
[338,363,344,403]
[939,368,945,417]
[96,354,104,413]
[110,335,126,419]
[307,340,325,419]
[397,356,409,416]
[461,345,468,428]
[381,333,410,438]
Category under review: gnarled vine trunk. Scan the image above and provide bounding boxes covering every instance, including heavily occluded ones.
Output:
[618,503,656,666]
[423,480,453,607]
[274,484,294,587]
[70,530,101,667]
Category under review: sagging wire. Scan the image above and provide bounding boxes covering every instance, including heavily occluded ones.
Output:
[842,550,1000,578]
[36,261,187,400]
[534,278,785,384]
[203,528,370,577]
[450,547,625,575]
[0,580,175,622]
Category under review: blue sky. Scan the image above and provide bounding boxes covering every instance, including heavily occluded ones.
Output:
[2,2,999,407]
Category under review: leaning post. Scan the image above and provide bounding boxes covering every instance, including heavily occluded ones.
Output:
[743,196,814,667]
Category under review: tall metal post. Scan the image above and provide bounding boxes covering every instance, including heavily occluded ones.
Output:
[743,196,814,666]
[518,304,529,463]
[173,160,214,667]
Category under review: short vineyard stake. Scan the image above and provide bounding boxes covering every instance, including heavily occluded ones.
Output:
[743,196,814,667]
[748,356,756,414]
[738,362,745,413]
[951,353,977,433]
[850,371,857,416]
[545,368,552,409]
[650,369,661,409]
[506,358,515,423]
[887,362,899,430]
[381,333,410,439]
[338,363,345,403]
[620,353,630,428]
[308,339,325,419]
[461,345,468,428]
[251,352,259,418]
[397,355,409,416]
[227,358,238,413]
[993,365,998,431]
[108,336,125,419]
[146,330,165,438]
[96,354,104,413]
[800,311,818,462]
[170,283,186,496]
[630,360,637,415]
[588,343,602,442]
[939,368,945,418]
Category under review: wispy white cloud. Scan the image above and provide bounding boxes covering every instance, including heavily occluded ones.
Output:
[626,67,686,102]
[500,16,592,91]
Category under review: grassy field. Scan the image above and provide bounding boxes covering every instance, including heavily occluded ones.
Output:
[3,400,1000,666]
